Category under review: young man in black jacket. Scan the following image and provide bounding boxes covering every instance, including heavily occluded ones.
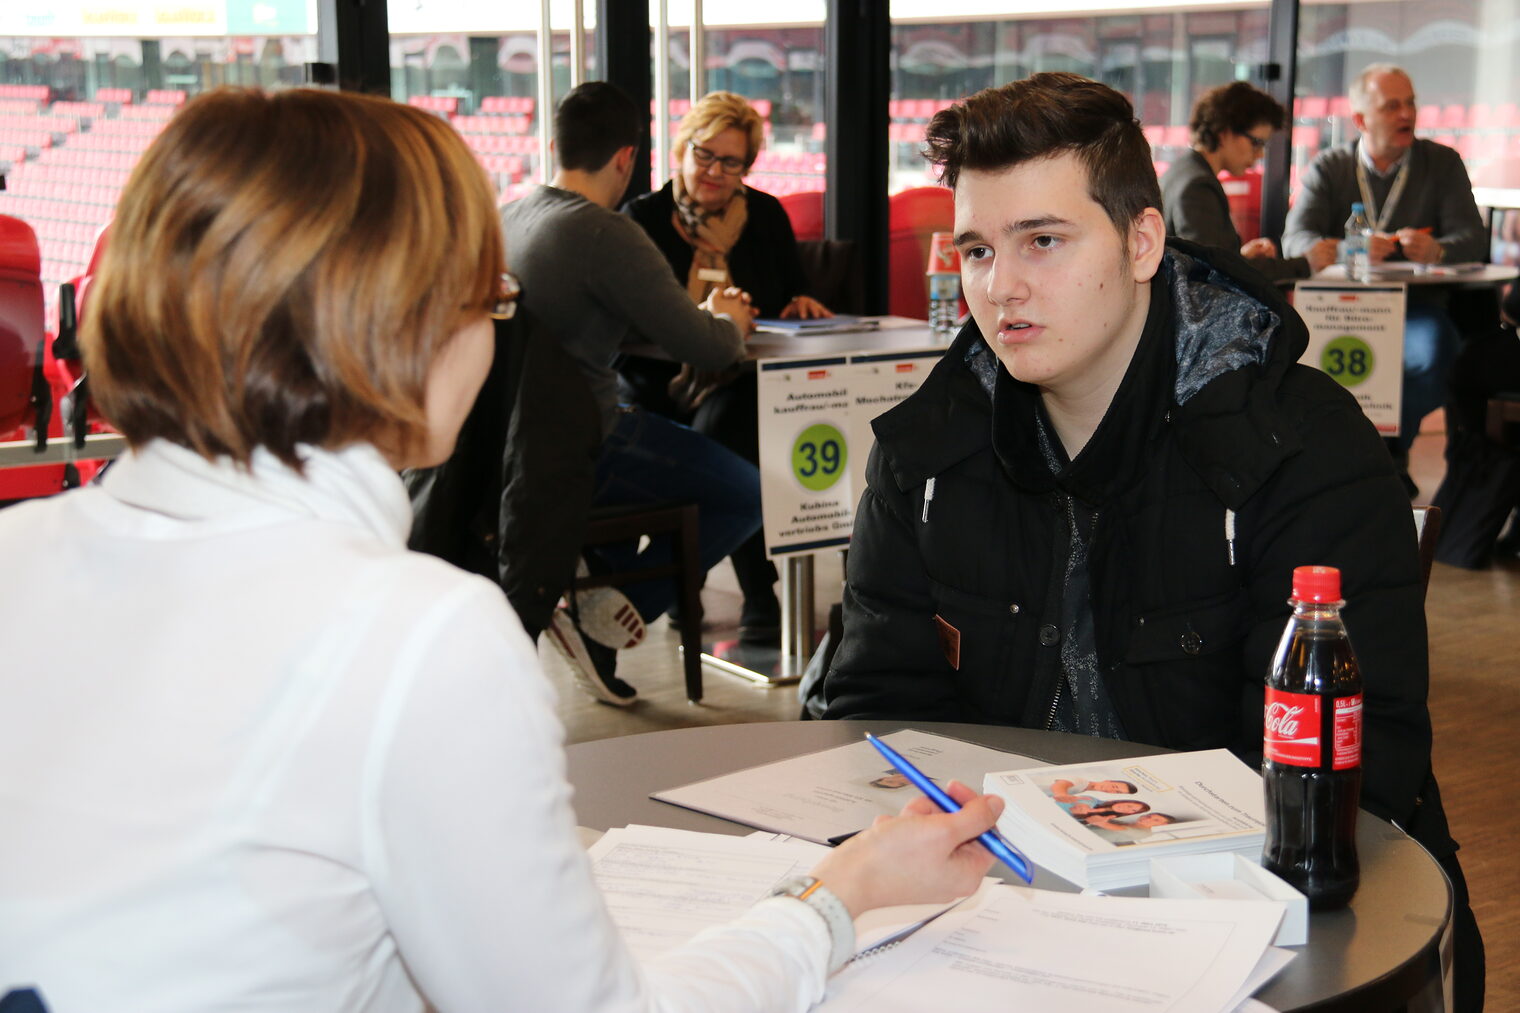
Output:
[822,73,1483,1010]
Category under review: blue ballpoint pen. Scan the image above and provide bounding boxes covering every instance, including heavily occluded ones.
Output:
[864,732,1034,883]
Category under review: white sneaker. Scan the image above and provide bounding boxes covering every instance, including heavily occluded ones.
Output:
[572,559,647,650]
[545,609,637,707]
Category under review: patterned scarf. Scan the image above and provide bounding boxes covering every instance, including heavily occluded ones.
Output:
[671,172,749,304]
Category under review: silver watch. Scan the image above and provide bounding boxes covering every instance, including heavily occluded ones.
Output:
[770,875,855,973]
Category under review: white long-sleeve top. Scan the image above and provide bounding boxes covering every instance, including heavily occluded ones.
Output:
[0,440,831,1012]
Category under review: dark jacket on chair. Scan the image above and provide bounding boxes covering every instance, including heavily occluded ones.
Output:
[823,239,1453,859]
[406,310,603,641]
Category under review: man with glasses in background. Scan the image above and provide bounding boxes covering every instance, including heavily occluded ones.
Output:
[1161,81,1339,282]
[1283,63,1488,496]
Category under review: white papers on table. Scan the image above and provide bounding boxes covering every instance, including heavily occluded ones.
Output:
[821,885,1291,1013]
[588,825,827,962]
[587,824,981,963]
[652,728,1042,844]
[754,315,881,335]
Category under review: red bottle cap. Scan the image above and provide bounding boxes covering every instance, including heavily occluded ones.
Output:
[1290,565,1341,603]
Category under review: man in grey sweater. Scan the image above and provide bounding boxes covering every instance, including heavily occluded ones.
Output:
[1283,64,1488,487]
[501,82,761,707]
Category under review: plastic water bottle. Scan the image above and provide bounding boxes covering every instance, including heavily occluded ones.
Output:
[1343,203,1372,282]
[926,231,961,344]
[928,273,961,343]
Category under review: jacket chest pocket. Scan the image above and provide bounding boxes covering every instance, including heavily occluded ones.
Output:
[927,577,1028,719]
[1123,588,1250,747]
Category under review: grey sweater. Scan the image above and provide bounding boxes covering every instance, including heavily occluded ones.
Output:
[1282,138,1487,264]
[500,185,746,436]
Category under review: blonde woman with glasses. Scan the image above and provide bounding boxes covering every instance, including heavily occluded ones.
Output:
[621,91,833,644]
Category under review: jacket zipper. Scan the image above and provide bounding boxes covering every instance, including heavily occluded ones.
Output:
[1043,679,1062,730]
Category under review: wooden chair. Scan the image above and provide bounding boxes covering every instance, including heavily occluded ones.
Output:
[573,502,706,703]
[1413,505,1442,599]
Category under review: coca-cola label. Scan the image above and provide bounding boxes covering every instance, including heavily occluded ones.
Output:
[1264,689,1321,766]
[1333,694,1363,770]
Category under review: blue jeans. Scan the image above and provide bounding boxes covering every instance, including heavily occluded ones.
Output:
[589,409,763,621]
[1397,303,1459,453]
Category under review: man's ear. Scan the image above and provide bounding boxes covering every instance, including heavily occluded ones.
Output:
[1351,110,1367,135]
[1129,206,1167,283]
[612,145,637,177]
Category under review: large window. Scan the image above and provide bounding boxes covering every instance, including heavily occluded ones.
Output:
[647,5,826,205]
[1299,0,1520,262]
[0,2,317,292]
[886,4,1273,195]
[386,5,598,203]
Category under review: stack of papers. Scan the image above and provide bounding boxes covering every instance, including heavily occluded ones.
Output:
[587,824,1292,1013]
[754,315,882,336]
[821,885,1292,1013]
[984,748,1267,891]
[586,824,975,963]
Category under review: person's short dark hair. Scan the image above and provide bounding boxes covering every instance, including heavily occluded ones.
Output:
[553,81,642,172]
[1189,81,1285,152]
[923,72,1161,238]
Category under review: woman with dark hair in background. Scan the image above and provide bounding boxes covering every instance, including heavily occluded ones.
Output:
[1160,81,1339,281]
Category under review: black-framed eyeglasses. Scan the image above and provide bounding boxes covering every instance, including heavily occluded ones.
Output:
[689,142,748,175]
[488,271,520,320]
[1246,134,1270,152]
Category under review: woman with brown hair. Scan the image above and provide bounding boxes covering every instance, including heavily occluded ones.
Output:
[622,91,832,643]
[0,87,1004,1011]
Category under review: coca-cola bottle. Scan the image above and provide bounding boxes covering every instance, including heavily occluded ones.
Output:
[1262,565,1362,909]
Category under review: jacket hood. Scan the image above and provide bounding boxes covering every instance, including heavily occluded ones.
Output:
[873,238,1311,509]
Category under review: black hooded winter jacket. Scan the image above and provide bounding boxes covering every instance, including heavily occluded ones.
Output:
[823,239,1453,857]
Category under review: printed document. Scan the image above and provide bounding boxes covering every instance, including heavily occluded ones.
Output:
[821,885,1289,1013]
[653,728,1042,844]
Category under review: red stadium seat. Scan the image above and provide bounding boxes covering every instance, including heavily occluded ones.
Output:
[1297,96,1329,120]
[779,190,824,242]
[0,214,75,500]
[1441,104,1467,130]
[1220,169,1263,242]
[144,89,187,107]
[0,214,44,436]
[887,186,954,320]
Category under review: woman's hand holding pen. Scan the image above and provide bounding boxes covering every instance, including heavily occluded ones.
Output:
[808,780,1004,919]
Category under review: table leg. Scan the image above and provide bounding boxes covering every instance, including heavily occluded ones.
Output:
[780,553,816,679]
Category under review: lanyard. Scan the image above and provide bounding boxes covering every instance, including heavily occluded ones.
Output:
[1354,142,1411,233]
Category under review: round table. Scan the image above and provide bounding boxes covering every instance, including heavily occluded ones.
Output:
[567,720,1449,1013]
[1312,262,1518,286]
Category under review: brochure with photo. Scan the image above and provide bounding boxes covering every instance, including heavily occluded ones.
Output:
[984,748,1267,890]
